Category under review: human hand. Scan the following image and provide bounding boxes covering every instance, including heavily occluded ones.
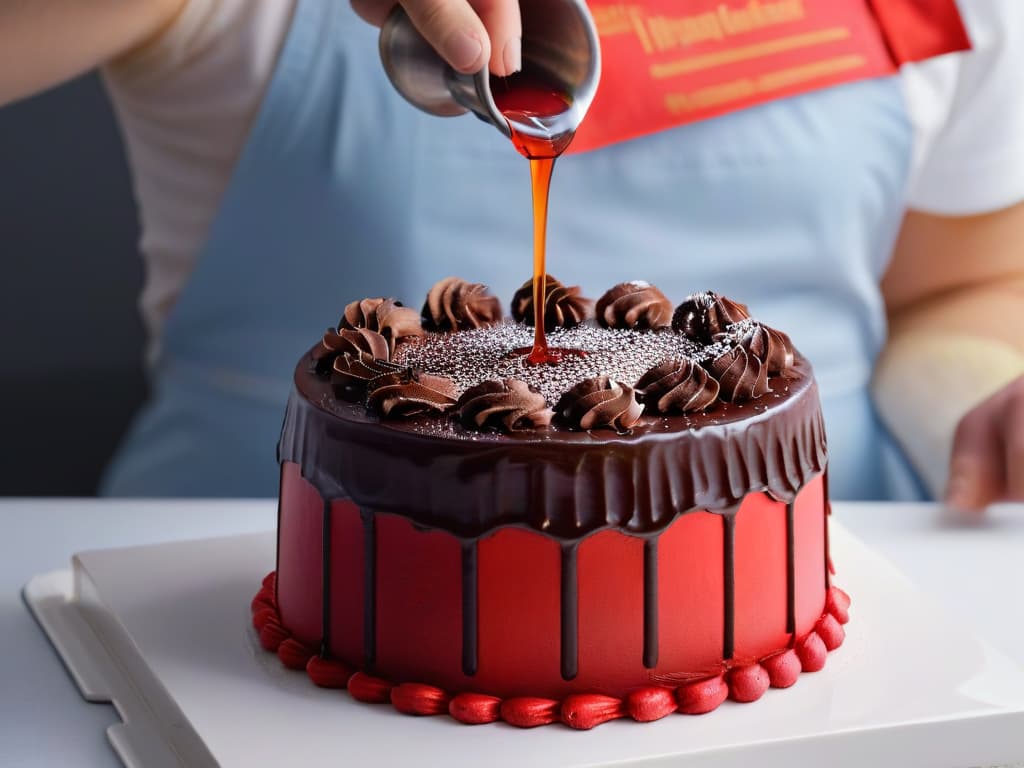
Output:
[351,0,522,76]
[945,375,1024,512]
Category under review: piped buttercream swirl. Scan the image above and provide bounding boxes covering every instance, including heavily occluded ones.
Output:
[635,360,720,414]
[706,344,769,402]
[422,277,503,331]
[332,351,404,399]
[555,376,643,432]
[366,370,458,417]
[741,323,795,375]
[339,297,423,352]
[672,292,750,343]
[456,379,553,433]
[339,298,385,330]
[595,281,672,331]
[511,275,592,331]
[313,327,391,375]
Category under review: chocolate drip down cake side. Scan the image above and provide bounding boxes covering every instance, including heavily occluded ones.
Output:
[251,277,850,729]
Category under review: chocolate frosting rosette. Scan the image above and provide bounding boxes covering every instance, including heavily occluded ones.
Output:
[555,376,643,432]
[422,277,503,331]
[636,360,720,414]
[456,379,554,432]
[672,291,750,344]
[595,281,673,331]
[511,275,592,331]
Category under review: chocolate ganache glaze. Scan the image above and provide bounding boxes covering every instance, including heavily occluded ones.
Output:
[279,281,826,541]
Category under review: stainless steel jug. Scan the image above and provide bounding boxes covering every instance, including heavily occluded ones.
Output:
[379,0,601,140]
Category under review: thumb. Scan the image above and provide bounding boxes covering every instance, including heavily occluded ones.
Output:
[402,0,491,74]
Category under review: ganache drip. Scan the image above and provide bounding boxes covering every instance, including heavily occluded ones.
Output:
[278,353,827,540]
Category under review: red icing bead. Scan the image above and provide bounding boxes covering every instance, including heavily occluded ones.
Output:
[727,664,770,703]
[625,687,677,722]
[449,693,501,724]
[250,591,275,615]
[816,613,846,651]
[251,607,277,632]
[500,697,560,728]
[677,675,728,715]
[261,572,276,590]
[391,683,450,716]
[277,638,314,670]
[561,694,625,730]
[347,672,394,703]
[762,649,801,688]
[306,656,354,689]
[826,586,851,624]
[796,632,828,672]
[258,621,289,652]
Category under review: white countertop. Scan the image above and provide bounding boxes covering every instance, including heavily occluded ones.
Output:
[2,499,1022,767]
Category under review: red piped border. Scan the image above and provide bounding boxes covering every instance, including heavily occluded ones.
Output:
[251,572,850,729]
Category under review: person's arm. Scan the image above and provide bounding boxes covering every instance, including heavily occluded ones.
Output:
[874,204,1024,510]
[0,0,186,107]
[351,0,521,76]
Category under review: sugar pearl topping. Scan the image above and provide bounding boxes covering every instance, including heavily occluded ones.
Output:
[315,278,797,431]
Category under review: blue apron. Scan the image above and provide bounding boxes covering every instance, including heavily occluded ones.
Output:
[101,0,922,500]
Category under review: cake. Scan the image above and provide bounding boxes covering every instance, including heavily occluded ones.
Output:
[251,276,850,729]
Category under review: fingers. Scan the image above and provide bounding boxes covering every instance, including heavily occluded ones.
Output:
[400,0,490,74]
[470,0,522,76]
[351,0,521,76]
[946,401,1005,512]
[1003,385,1024,500]
[350,0,394,27]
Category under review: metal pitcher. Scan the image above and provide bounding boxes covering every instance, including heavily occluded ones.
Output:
[379,0,602,139]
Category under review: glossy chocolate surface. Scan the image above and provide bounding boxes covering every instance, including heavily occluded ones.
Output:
[279,345,826,541]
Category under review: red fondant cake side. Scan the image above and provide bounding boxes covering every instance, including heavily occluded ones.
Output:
[272,461,832,702]
[276,464,323,649]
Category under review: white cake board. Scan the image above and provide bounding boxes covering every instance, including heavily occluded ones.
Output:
[23,523,1024,768]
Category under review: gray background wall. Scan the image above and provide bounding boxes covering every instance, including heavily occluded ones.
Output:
[0,74,146,495]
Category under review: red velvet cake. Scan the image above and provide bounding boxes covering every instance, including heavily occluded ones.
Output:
[251,277,850,729]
